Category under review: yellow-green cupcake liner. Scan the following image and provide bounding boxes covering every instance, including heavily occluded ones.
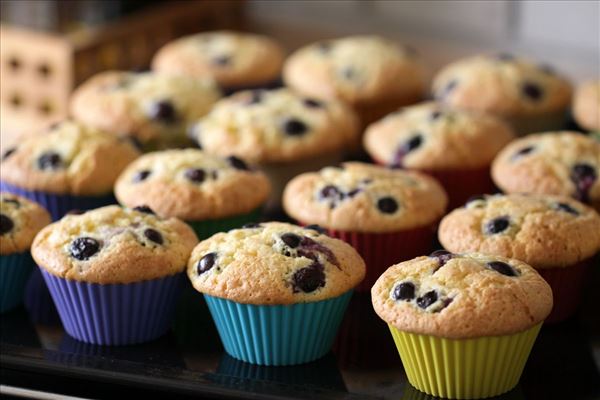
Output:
[389,323,542,399]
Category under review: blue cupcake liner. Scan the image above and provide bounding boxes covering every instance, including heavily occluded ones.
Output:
[41,269,184,345]
[0,181,116,221]
[204,291,353,366]
[0,252,35,313]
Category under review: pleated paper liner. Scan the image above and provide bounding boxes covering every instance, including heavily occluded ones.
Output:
[389,323,542,399]
[0,181,116,221]
[537,257,595,324]
[41,270,184,345]
[187,208,262,240]
[0,252,35,313]
[204,291,353,366]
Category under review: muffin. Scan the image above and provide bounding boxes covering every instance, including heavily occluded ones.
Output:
[573,80,600,132]
[70,71,221,150]
[114,149,271,239]
[364,102,515,208]
[283,35,427,126]
[0,120,140,220]
[491,131,600,211]
[0,193,51,312]
[31,205,198,345]
[187,221,365,365]
[439,193,600,323]
[283,162,448,291]
[372,253,553,398]
[432,54,572,135]
[190,88,359,209]
[152,30,285,93]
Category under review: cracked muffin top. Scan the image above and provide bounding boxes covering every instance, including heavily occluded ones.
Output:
[0,193,51,255]
[187,222,365,304]
[31,205,198,284]
[371,252,553,338]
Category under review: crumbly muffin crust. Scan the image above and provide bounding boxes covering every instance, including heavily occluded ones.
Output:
[0,193,51,255]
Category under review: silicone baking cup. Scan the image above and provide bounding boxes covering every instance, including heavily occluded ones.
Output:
[41,270,184,345]
[389,323,542,399]
[0,252,35,313]
[187,208,262,240]
[0,181,116,221]
[204,290,353,366]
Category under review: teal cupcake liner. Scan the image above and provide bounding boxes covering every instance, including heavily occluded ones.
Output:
[204,291,353,366]
[1,251,35,313]
[187,208,262,240]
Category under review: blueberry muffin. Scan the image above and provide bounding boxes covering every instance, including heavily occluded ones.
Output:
[432,54,572,135]
[0,120,140,220]
[152,30,285,92]
[283,162,447,291]
[190,88,359,209]
[1,193,51,312]
[573,80,600,132]
[187,221,365,365]
[372,252,552,398]
[439,193,600,322]
[283,35,427,125]
[31,205,197,344]
[114,149,271,238]
[70,71,221,150]
[364,102,515,208]
[491,131,600,211]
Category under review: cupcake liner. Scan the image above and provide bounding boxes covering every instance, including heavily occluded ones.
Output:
[0,181,116,221]
[187,208,262,240]
[506,111,568,137]
[0,251,35,313]
[41,269,184,345]
[423,166,496,210]
[389,323,542,399]
[537,257,594,324]
[355,93,424,129]
[204,291,353,366]
[23,267,61,325]
[322,225,435,292]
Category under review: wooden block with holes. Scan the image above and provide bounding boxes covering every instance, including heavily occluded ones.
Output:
[0,0,245,148]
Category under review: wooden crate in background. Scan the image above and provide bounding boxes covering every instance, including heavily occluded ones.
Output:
[0,0,245,145]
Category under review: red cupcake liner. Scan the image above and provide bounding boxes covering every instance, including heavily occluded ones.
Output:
[324,225,436,292]
[538,257,596,324]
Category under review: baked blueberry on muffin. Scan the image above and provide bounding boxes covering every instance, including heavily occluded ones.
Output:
[573,80,600,132]
[0,120,140,220]
[364,102,514,208]
[152,30,285,93]
[70,71,221,150]
[439,193,600,322]
[372,252,552,398]
[187,221,365,365]
[283,162,448,290]
[491,131,600,211]
[0,193,51,312]
[31,205,197,344]
[432,54,572,135]
[115,149,271,239]
[284,35,427,126]
[190,88,359,209]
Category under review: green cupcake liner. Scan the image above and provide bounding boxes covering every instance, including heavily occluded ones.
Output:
[1,251,35,313]
[187,208,262,240]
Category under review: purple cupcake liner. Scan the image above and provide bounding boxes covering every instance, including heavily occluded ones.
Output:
[41,269,184,345]
[0,181,116,221]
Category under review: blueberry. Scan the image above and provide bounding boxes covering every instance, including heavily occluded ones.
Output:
[2,147,16,161]
[303,98,323,108]
[555,203,579,216]
[512,146,535,160]
[377,197,398,214]
[391,134,423,167]
[149,100,177,123]
[144,228,163,244]
[522,82,543,101]
[304,224,327,234]
[319,185,343,201]
[37,152,62,170]
[227,155,249,171]
[417,291,438,309]
[0,214,14,235]
[430,250,454,269]
[436,79,458,100]
[133,205,155,215]
[197,252,217,275]
[282,118,308,136]
[213,55,231,66]
[281,233,302,248]
[133,170,151,183]
[292,263,325,293]
[570,163,597,203]
[484,216,510,235]
[487,261,517,277]
[185,168,206,183]
[392,282,415,301]
[429,110,443,121]
[346,188,362,198]
[70,237,100,260]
